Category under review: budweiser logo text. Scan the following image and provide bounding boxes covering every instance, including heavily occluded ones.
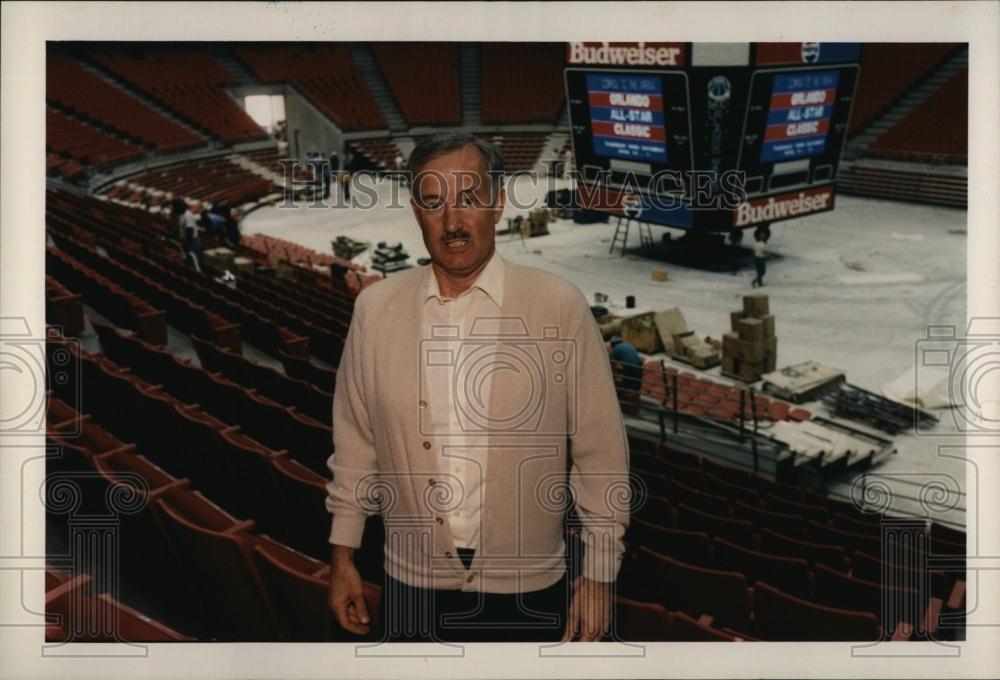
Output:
[734,187,833,226]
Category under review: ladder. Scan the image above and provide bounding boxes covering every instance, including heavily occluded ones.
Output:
[609,216,654,256]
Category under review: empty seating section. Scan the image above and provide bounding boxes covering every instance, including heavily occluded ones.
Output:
[351,138,404,169]
[490,132,549,172]
[45,338,383,642]
[867,68,967,163]
[640,360,812,424]
[234,44,384,131]
[371,43,460,125]
[45,276,84,337]
[47,246,167,345]
[622,432,965,640]
[91,48,267,142]
[99,156,279,210]
[47,54,202,152]
[848,43,956,136]
[47,108,144,172]
[481,43,565,123]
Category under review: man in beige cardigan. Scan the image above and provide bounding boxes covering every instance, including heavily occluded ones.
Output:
[326,132,630,643]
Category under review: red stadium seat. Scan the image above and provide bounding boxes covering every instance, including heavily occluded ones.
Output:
[712,537,812,599]
[637,547,751,632]
[752,582,881,641]
[153,489,280,641]
[612,596,671,641]
[759,527,850,573]
[675,503,755,549]
[251,537,380,641]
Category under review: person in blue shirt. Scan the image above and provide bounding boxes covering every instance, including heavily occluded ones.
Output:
[609,335,644,396]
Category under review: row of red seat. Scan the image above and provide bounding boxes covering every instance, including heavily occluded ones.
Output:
[92,316,331,476]
[47,53,203,153]
[191,334,332,426]
[45,568,193,642]
[46,226,242,352]
[622,435,966,640]
[47,245,167,345]
[101,155,280,209]
[45,384,383,641]
[848,43,957,136]
[481,43,566,124]
[351,137,404,169]
[867,67,967,164]
[45,276,84,337]
[47,107,144,169]
[235,44,386,131]
[91,49,267,142]
[371,43,461,126]
[639,360,812,423]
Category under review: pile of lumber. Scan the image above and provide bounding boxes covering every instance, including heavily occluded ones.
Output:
[722,293,777,382]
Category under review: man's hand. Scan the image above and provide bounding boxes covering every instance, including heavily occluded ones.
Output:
[328,545,371,636]
[562,574,612,642]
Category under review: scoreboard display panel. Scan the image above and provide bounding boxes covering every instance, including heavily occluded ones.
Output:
[586,72,668,164]
[738,64,858,194]
[566,68,693,187]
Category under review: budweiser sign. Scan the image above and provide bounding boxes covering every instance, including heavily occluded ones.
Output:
[733,186,834,227]
[567,42,685,67]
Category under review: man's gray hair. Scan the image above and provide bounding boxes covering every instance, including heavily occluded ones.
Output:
[407,131,505,202]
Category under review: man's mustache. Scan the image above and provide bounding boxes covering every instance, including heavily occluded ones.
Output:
[442,231,471,243]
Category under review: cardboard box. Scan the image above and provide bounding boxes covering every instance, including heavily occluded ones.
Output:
[743,293,769,318]
[759,314,776,338]
[620,312,662,353]
[723,354,738,374]
[722,332,741,356]
[672,330,697,356]
[739,360,764,382]
[765,353,777,373]
[766,336,778,356]
[203,247,235,271]
[737,318,766,342]
[730,310,744,332]
[655,308,688,343]
[232,257,254,273]
[738,339,766,363]
[650,267,669,282]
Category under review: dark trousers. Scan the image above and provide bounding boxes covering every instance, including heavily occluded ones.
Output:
[754,256,766,285]
[378,552,568,642]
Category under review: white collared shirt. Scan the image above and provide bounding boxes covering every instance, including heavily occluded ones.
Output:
[420,250,504,549]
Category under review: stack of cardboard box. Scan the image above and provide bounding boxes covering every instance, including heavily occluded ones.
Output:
[656,308,721,369]
[722,293,777,382]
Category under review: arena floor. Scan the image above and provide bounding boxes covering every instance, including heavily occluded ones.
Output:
[244,177,969,525]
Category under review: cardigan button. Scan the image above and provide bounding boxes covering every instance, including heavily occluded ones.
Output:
[435,516,444,525]
[422,441,432,450]
[419,400,427,408]
[428,478,437,486]
[466,573,475,583]
[445,551,453,558]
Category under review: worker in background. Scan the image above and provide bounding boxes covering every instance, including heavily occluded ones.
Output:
[609,335,643,415]
[751,225,769,288]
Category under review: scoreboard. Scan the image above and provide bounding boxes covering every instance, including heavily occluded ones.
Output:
[565,42,860,232]
[586,72,668,164]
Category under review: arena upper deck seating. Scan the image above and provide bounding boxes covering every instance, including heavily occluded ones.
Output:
[481,43,566,123]
[371,42,461,126]
[47,53,203,153]
[234,43,385,131]
[91,47,268,142]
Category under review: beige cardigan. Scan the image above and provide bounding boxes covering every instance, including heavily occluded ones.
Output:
[325,254,631,594]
